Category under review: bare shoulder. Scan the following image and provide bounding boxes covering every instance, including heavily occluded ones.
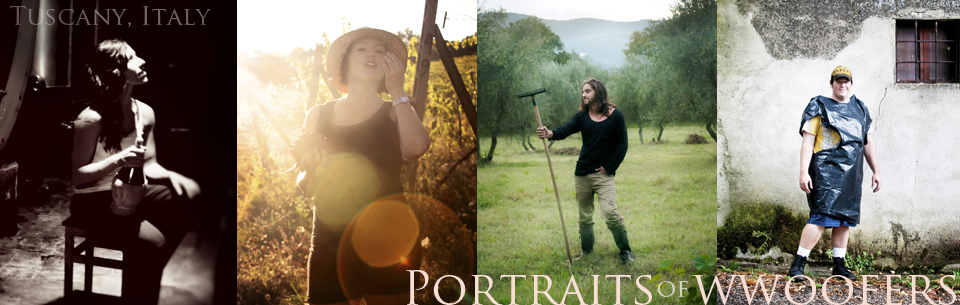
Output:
[306,103,322,120]
[303,103,324,131]
[136,100,156,124]
[75,107,101,130]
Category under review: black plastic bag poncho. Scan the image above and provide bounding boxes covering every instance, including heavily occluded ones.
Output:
[798,95,872,225]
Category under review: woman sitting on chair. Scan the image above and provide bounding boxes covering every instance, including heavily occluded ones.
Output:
[70,39,200,304]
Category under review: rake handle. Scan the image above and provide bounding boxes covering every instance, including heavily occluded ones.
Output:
[532,99,574,271]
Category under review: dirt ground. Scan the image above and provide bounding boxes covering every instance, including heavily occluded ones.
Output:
[717,261,959,305]
[0,177,219,305]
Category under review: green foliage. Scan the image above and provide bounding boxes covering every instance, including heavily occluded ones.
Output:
[848,251,881,273]
[478,8,607,163]
[609,55,653,141]
[948,271,960,292]
[656,255,718,305]
[752,230,773,256]
[717,202,809,260]
[409,53,479,216]
[505,17,565,60]
[621,0,718,140]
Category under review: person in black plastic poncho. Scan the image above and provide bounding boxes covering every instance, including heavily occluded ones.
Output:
[787,66,881,281]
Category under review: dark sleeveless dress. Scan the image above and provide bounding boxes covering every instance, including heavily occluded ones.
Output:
[306,101,422,304]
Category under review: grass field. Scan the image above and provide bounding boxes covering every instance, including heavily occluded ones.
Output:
[477,125,717,304]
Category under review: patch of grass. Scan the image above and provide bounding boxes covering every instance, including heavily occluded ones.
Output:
[478,125,716,304]
[237,143,313,305]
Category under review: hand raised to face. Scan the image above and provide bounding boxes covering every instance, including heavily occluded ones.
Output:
[383,51,405,98]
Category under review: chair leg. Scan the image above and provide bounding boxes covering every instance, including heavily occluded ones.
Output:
[64,228,73,296]
[84,246,93,291]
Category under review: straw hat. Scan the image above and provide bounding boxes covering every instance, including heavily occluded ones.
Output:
[325,27,408,94]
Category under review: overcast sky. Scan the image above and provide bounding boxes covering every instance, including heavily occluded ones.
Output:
[238,0,478,54]
[480,0,676,22]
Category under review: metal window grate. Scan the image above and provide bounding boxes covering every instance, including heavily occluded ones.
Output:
[896,20,959,83]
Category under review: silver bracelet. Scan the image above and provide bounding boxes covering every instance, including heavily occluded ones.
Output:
[392,96,410,107]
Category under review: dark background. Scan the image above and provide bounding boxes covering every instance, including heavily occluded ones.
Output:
[0,0,235,303]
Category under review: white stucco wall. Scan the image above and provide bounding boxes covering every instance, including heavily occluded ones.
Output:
[718,0,960,267]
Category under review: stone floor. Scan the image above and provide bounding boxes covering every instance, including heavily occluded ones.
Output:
[0,178,222,305]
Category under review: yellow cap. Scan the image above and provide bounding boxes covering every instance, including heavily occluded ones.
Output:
[831,66,852,82]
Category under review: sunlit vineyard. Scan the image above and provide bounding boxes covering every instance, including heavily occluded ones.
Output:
[237,34,478,305]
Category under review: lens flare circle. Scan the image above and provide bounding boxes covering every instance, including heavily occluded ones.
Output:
[311,153,381,231]
[349,197,420,268]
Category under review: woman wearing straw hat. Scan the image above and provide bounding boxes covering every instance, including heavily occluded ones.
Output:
[71,39,200,304]
[293,27,429,305]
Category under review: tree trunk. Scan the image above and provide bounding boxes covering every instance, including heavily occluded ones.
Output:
[705,121,717,141]
[548,140,556,148]
[526,135,534,150]
[521,135,531,151]
[656,120,665,143]
[482,132,498,164]
[638,119,644,144]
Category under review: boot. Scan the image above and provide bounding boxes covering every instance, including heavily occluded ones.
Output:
[788,254,807,280]
[619,250,634,263]
[579,224,595,255]
[610,226,633,263]
[832,257,857,281]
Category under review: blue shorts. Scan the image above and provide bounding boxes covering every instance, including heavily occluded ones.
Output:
[807,213,856,228]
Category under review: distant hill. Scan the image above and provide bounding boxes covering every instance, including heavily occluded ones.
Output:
[505,12,652,69]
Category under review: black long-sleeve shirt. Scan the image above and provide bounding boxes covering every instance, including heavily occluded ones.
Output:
[550,108,629,176]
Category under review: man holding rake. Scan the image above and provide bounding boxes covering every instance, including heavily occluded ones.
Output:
[537,78,633,263]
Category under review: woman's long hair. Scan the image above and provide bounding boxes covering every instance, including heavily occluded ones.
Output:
[579,78,616,115]
[84,39,134,152]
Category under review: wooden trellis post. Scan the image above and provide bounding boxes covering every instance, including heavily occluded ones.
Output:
[404,0,439,188]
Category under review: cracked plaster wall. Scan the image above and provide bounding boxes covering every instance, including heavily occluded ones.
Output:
[718,0,960,268]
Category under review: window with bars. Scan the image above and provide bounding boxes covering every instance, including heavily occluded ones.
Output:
[896,20,958,83]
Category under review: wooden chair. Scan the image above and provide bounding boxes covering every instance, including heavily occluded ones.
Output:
[62,216,129,295]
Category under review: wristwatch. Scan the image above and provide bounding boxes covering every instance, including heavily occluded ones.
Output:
[392,96,410,108]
